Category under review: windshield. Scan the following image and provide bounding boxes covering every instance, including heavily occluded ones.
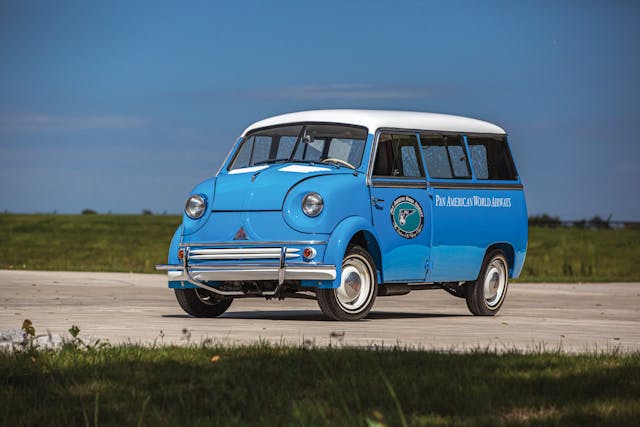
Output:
[228,123,368,170]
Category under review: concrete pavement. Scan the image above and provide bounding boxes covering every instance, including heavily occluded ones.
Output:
[1,270,638,352]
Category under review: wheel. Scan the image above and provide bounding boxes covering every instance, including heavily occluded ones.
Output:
[465,250,509,316]
[317,245,377,320]
[174,288,233,318]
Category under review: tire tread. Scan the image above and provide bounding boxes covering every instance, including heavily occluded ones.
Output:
[316,245,377,321]
[174,288,232,318]
[465,250,509,316]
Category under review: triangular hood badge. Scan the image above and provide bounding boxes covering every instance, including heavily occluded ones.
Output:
[233,226,248,240]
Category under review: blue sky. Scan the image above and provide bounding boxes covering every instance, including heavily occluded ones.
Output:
[1,0,639,219]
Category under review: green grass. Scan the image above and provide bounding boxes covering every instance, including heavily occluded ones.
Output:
[0,214,180,273]
[1,344,639,426]
[0,214,639,281]
[518,227,640,282]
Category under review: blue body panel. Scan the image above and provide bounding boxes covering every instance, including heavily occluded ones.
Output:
[165,129,527,290]
[369,181,432,282]
[427,186,527,281]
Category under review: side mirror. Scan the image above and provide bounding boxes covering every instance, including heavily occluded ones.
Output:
[302,130,315,144]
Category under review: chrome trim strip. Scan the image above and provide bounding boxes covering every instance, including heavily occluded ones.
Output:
[188,247,301,260]
[365,131,380,187]
[160,262,325,269]
[278,246,286,288]
[189,253,300,260]
[191,248,300,255]
[179,240,327,247]
[430,182,524,190]
[188,265,336,281]
[190,248,300,255]
[371,180,427,189]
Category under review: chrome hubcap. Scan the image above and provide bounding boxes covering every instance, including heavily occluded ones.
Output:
[343,272,362,299]
[483,258,506,308]
[195,289,221,306]
[335,255,373,314]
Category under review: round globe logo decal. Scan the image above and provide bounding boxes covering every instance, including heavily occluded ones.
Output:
[390,196,424,239]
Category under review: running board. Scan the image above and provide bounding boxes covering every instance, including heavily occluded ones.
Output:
[377,283,449,297]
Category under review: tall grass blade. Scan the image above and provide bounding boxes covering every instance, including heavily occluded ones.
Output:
[380,372,407,427]
[137,396,151,427]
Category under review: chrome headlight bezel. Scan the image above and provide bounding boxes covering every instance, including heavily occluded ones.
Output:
[302,192,324,217]
[184,194,206,219]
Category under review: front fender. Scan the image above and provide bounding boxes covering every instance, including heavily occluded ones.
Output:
[167,224,197,289]
[320,216,381,289]
[182,178,216,236]
[168,224,183,264]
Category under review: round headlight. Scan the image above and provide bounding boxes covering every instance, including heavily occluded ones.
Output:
[302,192,323,217]
[185,195,206,219]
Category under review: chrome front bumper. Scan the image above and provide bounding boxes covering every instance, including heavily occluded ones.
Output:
[156,245,336,296]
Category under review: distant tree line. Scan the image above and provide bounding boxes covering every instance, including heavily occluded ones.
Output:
[5,209,635,229]
[80,209,167,216]
[529,214,638,229]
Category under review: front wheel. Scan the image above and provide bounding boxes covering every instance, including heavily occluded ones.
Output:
[174,288,233,318]
[317,246,377,321]
[465,250,509,316]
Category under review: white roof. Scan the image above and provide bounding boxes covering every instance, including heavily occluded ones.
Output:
[242,109,505,136]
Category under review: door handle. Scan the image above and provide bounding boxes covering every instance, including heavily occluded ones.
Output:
[371,197,385,209]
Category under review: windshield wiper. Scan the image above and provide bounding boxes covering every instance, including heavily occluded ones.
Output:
[253,158,290,166]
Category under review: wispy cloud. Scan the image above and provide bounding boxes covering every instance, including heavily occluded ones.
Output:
[0,115,148,132]
[253,83,432,100]
[174,83,437,102]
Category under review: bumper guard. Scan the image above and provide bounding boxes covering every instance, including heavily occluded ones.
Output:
[156,246,336,296]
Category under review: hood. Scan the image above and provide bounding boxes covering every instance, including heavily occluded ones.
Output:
[212,163,350,211]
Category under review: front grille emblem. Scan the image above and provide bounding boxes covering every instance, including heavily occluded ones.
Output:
[233,226,248,240]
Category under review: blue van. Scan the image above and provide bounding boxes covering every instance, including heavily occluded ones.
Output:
[157,110,527,320]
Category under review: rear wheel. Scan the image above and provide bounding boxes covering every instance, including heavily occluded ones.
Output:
[317,246,377,321]
[465,250,509,316]
[174,288,233,318]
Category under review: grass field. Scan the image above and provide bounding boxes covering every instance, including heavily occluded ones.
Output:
[521,226,640,282]
[1,343,639,427]
[0,214,180,274]
[0,213,639,282]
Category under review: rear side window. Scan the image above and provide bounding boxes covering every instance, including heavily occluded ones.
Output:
[420,134,470,179]
[467,136,517,180]
[373,133,424,178]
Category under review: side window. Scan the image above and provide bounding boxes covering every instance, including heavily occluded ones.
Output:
[420,134,470,179]
[469,144,488,179]
[467,136,517,180]
[373,133,424,178]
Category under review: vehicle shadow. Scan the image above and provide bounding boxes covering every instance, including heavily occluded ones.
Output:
[162,310,468,321]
